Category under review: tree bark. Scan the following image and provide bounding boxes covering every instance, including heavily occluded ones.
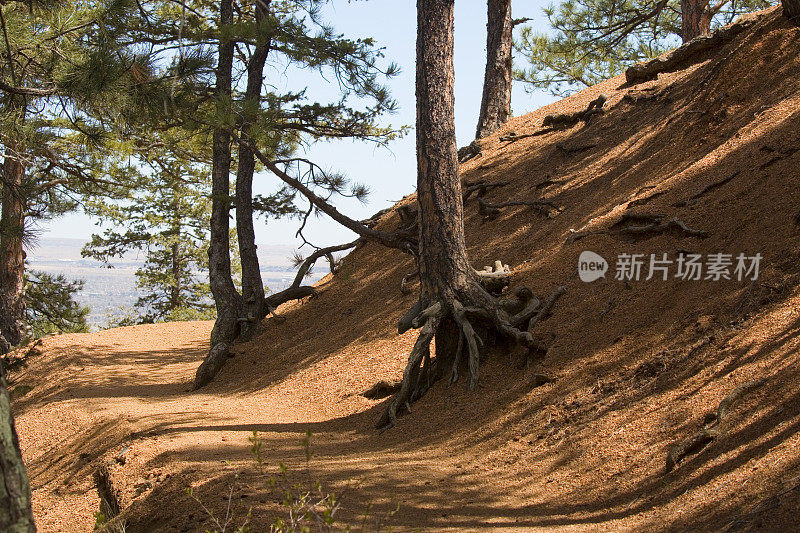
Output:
[417,0,480,365]
[170,239,181,312]
[0,146,26,347]
[0,369,36,532]
[681,0,712,41]
[236,0,272,341]
[783,0,800,22]
[475,0,514,139]
[207,0,241,350]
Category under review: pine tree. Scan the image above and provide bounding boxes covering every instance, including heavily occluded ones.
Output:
[25,271,89,338]
[82,145,218,323]
[783,0,800,21]
[0,0,145,345]
[514,0,770,96]
[375,0,563,431]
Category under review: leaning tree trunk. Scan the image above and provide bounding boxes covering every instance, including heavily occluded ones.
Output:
[196,0,241,389]
[783,0,800,22]
[0,148,27,347]
[236,0,272,341]
[475,0,514,139]
[681,0,712,41]
[0,368,36,532]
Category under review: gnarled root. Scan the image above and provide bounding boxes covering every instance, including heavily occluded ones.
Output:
[375,281,567,432]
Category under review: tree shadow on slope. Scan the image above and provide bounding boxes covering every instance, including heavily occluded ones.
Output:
[11,339,209,415]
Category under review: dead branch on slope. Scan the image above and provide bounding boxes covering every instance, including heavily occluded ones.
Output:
[671,170,739,207]
[567,214,709,244]
[463,179,562,221]
[478,197,563,220]
[664,379,766,473]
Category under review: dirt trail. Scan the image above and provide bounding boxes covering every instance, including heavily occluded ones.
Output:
[9,7,800,532]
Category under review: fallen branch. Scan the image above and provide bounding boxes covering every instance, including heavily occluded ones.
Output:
[567,215,708,243]
[664,378,766,473]
[672,171,739,207]
[478,197,562,220]
[556,142,597,155]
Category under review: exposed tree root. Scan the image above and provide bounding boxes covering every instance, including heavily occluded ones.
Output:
[625,17,755,85]
[627,190,664,209]
[567,214,708,244]
[376,279,567,432]
[400,271,419,295]
[556,142,598,155]
[500,95,607,143]
[474,261,512,294]
[463,180,509,201]
[543,94,607,129]
[672,171,739,207]
[478,197,562,220]
[457,140,482,163]
[463,179,562,221]
[664,378,766,473]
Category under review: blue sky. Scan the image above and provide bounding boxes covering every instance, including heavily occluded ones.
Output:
[40,0,556,249]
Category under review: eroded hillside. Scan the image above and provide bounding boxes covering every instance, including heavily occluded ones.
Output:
[10,7,800,531]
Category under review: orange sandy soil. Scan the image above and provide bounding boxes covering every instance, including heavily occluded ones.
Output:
[9,7,800,532]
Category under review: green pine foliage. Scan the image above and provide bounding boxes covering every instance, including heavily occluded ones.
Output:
[25,270,90,338]
[514,0,772,96]
[82,143,217,324]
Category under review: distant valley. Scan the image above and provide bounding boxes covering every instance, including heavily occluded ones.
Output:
[28,238,322,330]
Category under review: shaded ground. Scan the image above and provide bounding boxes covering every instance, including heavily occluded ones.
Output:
[10,7,800,532]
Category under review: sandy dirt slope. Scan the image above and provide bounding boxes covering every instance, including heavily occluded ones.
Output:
[9,6,800,532]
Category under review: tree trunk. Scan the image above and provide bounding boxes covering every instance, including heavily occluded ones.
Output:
[0,369,36,532]
[170,239,181,312]
[417,0,472,301]
[681,0,712,41]
[783,0,800,22]
[206,0,240,349]
[376,0,562,431]
[475,0,514,139]
[0,148,26,347]
[236,0,272,341]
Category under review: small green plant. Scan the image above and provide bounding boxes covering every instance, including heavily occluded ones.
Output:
[188,430,397,532]
[94,511,127,533]
[186,471,252,533]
